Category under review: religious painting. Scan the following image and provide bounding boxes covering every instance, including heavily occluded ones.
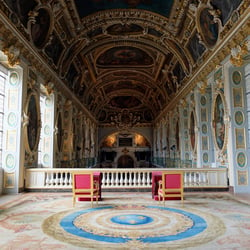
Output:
[44,33,64,65]
[107,23,143,36]
[25,92,40,152]
[97,46,153,67]
[187,31,206,62]
[198,7,219,48]
[173,62,186,85]
[30,7,52,49]
[190,111,195,151]
[134,134,150,147]
[213,93,225,150]
[74,0,174,19]
[101,134,117,147]
[109,96,141,109]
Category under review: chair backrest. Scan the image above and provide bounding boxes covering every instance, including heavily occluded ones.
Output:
[162,171,183,190]
[72,172,93,191]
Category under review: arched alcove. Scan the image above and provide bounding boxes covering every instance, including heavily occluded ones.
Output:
[117,155,134,168]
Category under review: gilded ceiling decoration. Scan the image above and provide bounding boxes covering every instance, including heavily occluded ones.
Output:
[0,0,249,128]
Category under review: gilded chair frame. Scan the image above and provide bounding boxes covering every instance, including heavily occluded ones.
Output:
[158,170,184,206]
[72,171,99,207]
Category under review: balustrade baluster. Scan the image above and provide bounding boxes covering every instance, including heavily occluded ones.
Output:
[141,172,145,186]
[124,172,128,186]
[110,172,114,187]
[128,172,132,186]
[60,172,64,186]
[146,172,151,186]
[193,172,197,185]
[115,172,120,186]
[45,172,50,186]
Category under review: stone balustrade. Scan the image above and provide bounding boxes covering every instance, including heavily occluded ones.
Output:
[25,168,228,190]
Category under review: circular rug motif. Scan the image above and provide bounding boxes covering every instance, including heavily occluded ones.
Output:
[42,205,225,249]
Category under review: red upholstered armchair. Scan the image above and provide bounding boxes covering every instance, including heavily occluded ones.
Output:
[158,171,184,206]
[72,171,99,207]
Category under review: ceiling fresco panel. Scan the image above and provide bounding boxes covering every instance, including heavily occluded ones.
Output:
[109,96,142,109]
[96,46,154,67]
[107,23,143,35]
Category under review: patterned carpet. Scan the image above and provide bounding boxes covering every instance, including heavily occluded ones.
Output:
[0,192,250,249]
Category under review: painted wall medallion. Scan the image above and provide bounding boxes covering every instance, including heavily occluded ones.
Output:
[7,112,17,127]
[200,96,206,106]
[237,152,246,168]
[213,93,225,150]
[43,154,50,165]
[9,72,19,86]
[45,97,52,107]
[5,154,15,171]
[203,152,209,163]
[44,125,51,135]
[235,111,244,126]
[202,124,207,134]
[232,71,242,85]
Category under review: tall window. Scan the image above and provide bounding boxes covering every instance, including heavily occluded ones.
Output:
[0,65,7,168]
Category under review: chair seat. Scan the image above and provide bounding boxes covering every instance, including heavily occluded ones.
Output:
[157,171,184,206]
[72,171,100,207]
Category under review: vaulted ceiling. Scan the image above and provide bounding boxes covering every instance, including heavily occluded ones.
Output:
[0,0,247,127]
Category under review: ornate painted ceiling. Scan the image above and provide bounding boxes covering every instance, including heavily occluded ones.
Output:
[0,0,249,127]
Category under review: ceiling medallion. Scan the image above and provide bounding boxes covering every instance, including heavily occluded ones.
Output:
[110,109,140,131]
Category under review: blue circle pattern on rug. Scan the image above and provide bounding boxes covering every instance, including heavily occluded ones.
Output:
[60,205,207,244]
[111,214,153,225]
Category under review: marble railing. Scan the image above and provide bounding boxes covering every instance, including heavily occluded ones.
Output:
[25,168,228,190]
